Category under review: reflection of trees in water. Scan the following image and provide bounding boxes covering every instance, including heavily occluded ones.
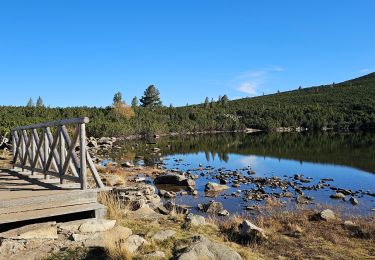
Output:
[117,132,375,173]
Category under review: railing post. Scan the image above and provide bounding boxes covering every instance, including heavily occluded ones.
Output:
[60,127,66,184]
[12,130,16,168]
[79,123,87,189]
[21,130,26,171]
[43,128,49,179]
[31,129,36,175]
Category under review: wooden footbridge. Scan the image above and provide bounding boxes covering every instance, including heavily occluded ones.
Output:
[0,118,107,225]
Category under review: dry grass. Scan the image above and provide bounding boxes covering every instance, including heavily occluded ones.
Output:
[104,236,132,260]
[98,191,130,221]
[209,208,375,259]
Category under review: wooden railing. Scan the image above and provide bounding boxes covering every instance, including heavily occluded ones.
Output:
[11,117,104,189]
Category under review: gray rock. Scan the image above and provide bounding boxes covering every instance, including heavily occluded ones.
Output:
[122,161,135,168]
[218,209,230,216]
[154,174,195,186]
[185,214,207,227]
[144,251,166,259]
[205,182,229,192]
[343,220,356,227]
[349,197,359,205]
[177,235,242,260]
[240,220,267,241]
[330,192,346,199]
[319,209,336,221]
[0,239,26,255]
[78,219,116,233]
[122,235,149,253]
[0,222,58,240]
[200,201,225,215]
[129,204,166,220]
[83,226,132,247]
[152,230,176,241]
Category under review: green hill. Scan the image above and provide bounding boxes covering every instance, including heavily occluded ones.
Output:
[224,72,375,131]
[0,73,374,137]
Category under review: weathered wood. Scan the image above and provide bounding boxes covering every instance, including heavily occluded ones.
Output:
[61,126,80,176]
[86,151,105,188]
[12,117,90,131]
[80,123,87,190]
[31,129,44,170]
[11,117,104,190]
[61,127,80,177]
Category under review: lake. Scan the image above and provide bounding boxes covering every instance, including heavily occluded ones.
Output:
[110,132,375,216]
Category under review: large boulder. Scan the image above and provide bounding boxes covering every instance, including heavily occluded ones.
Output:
[154,174,195,187]
[151,230,176,242]
[176,235,242,260]
[240,220,267,241]
[330,192,346,199]
[122,234,149,253]
[78,219,116,233]
[185,214,207,227]
[198,201,227,216]
[319,209,336,221]
[205,182,229,192]
[0,222,58,240]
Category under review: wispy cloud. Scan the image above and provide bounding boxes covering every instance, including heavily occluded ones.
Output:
[234,65,284,95]
[359,68,372,74]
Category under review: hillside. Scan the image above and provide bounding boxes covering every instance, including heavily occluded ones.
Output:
[0,73,374,137]
[225,72,375,131]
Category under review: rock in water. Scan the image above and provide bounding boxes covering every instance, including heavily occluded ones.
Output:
[240,220,267,241]
[205,182,229,192]
[154,174,195,186]
[177,235,242,260]
[319,209,336,221]
[330,192,346,199]
[349,197,359,205]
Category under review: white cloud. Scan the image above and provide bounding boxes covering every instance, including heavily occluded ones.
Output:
[359,68,371,74]
[234,65,284,95]
[237,81,259,95]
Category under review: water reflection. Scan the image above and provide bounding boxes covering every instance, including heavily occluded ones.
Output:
[109,132,375,215]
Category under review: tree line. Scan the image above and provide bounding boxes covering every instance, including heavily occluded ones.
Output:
[1,73,374,137]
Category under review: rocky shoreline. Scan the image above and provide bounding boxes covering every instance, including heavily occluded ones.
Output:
[0,136,375,259]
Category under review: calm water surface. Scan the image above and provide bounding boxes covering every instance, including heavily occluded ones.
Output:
[111,132,375,215]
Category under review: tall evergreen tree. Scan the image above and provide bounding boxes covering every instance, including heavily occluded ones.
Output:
[36,96,44,107]
[131,96,139,108]
[27,98,34,107]
[210,98,215,108]
[204,97,209,109]
[113,91,122,104]
[140,85,162,107]
[221,95,229,106]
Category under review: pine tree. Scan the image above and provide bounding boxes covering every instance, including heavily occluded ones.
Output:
[140,85,162,107]
[203,97,209,109]
[113,91,122,104]
[27,98,34,107]
[36,96,44,107]
[210,98,215,108]
[131,96,139,108]
[221,95,229,106]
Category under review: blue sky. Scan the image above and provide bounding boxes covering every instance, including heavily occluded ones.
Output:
[0,0,374,107]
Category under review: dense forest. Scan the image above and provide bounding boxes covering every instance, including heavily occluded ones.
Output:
[0,73,374,137]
